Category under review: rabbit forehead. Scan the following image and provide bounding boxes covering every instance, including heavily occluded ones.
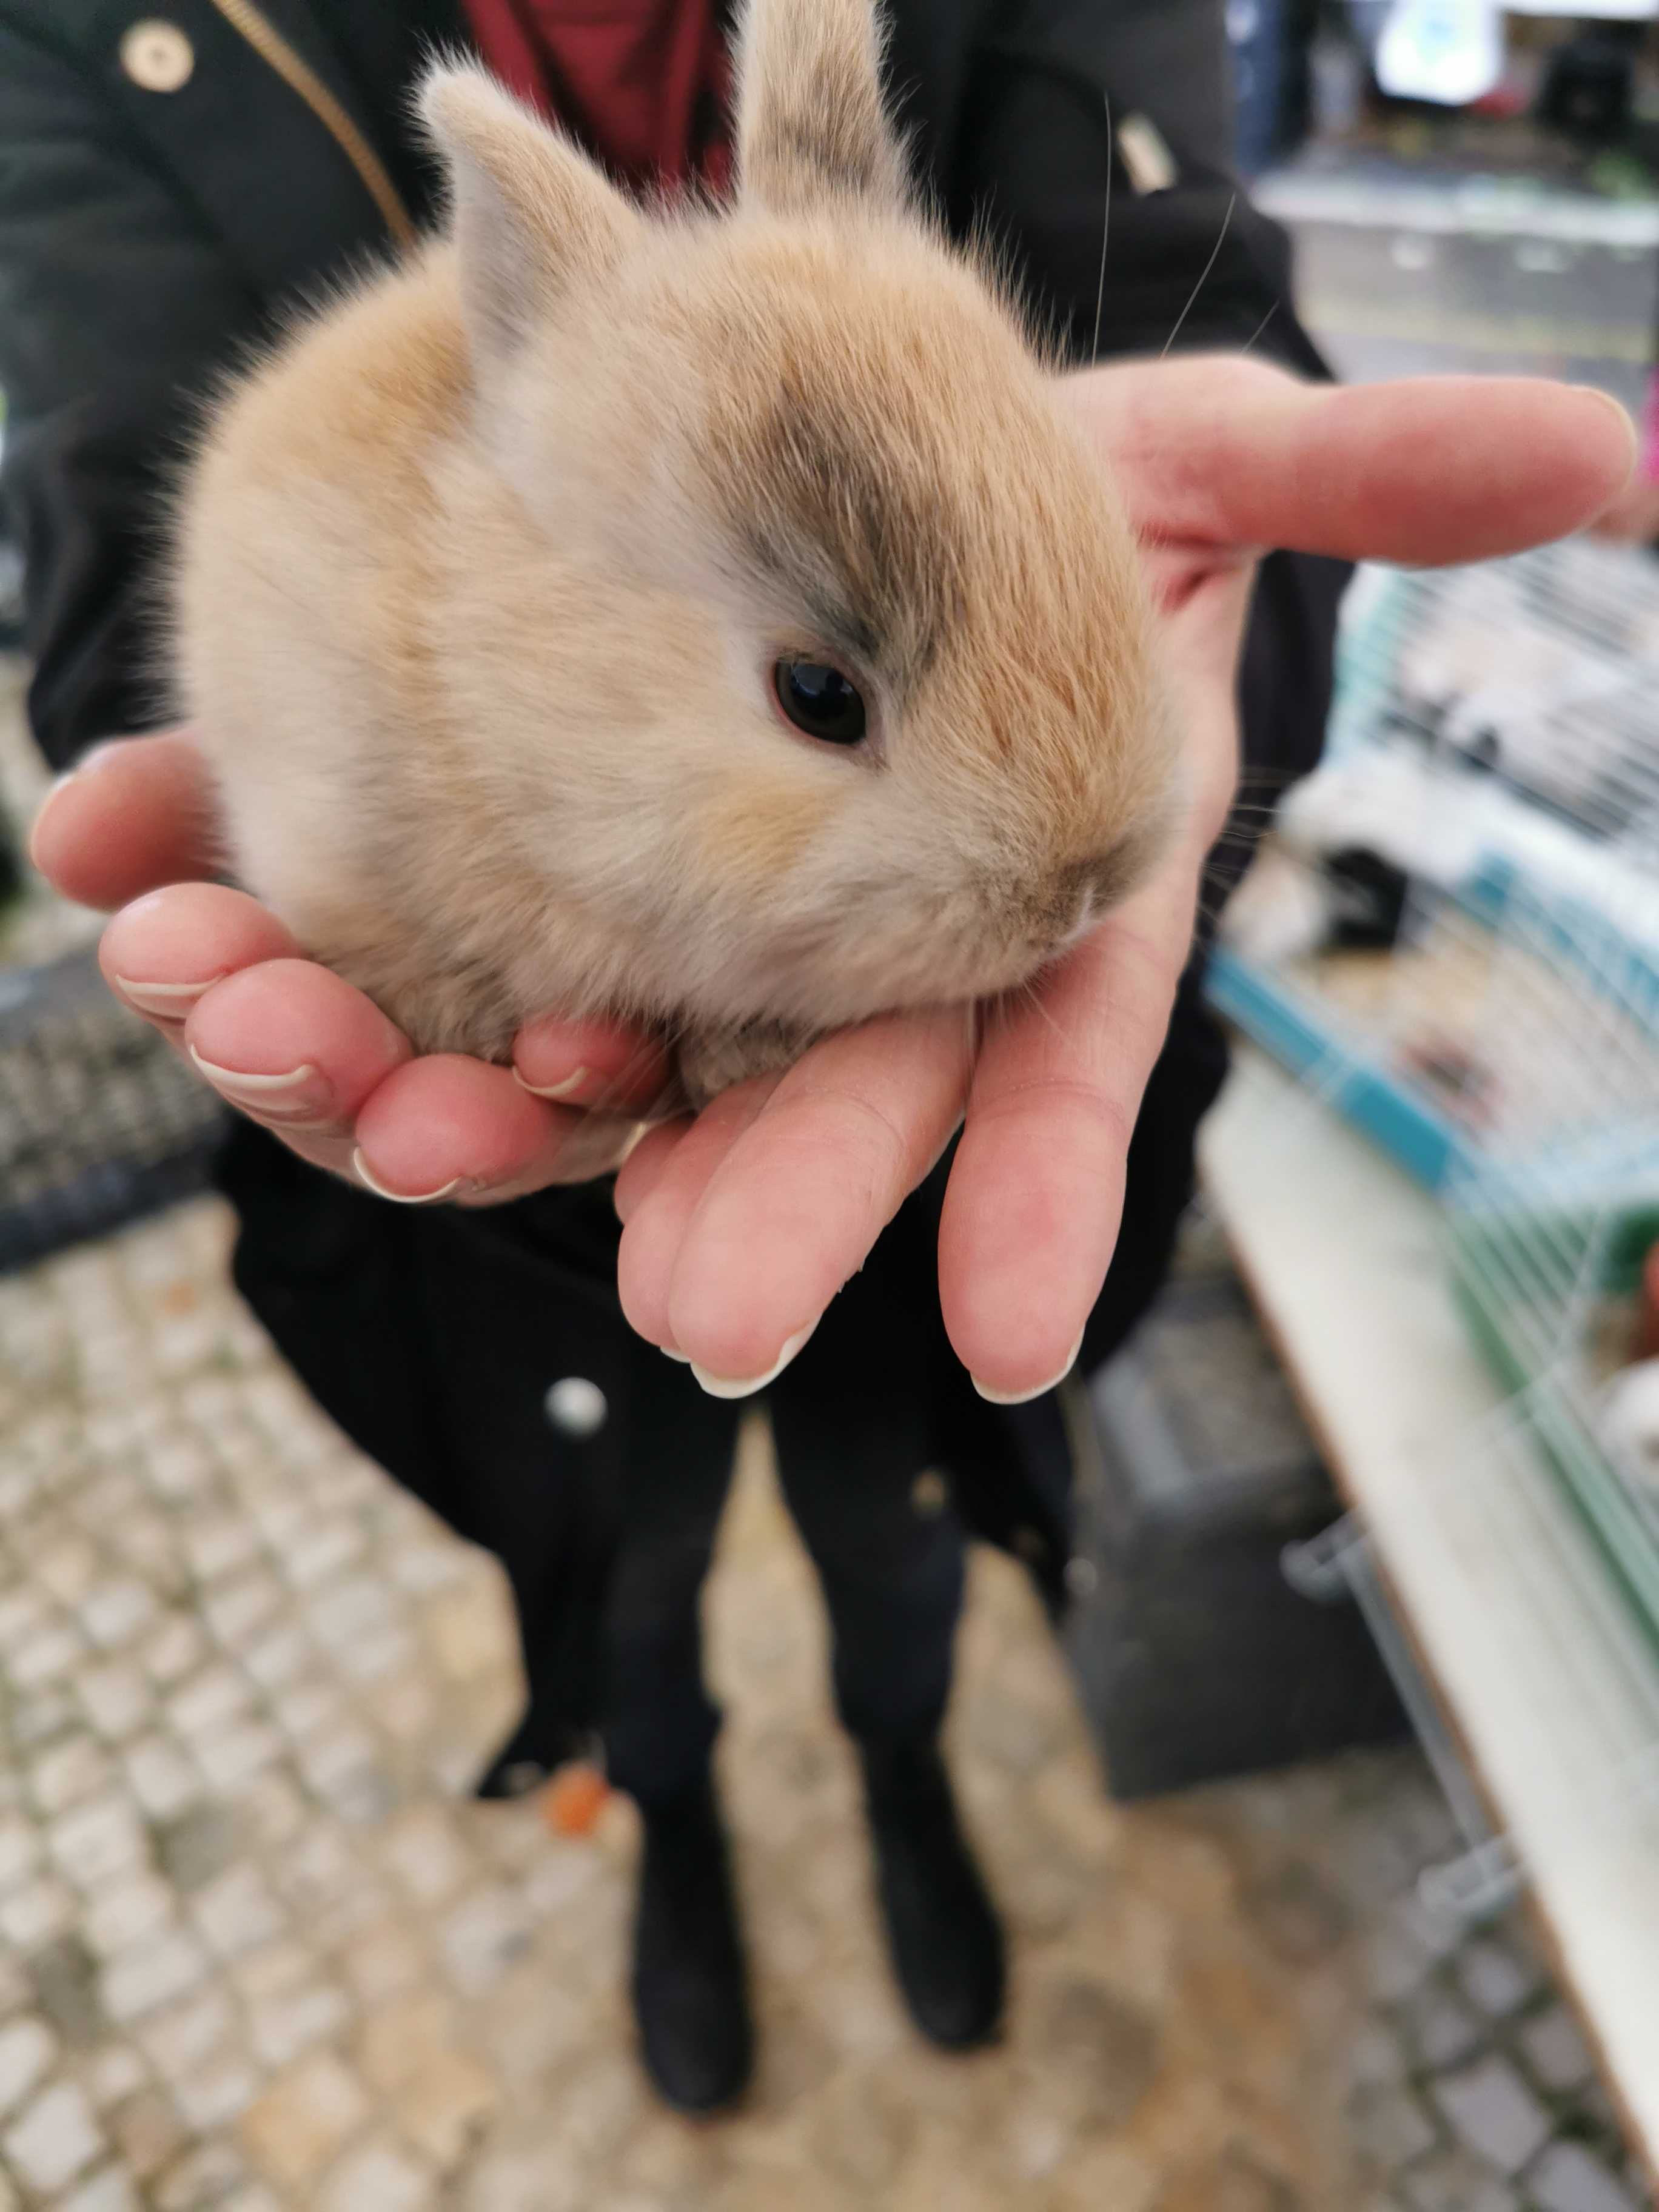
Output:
[653,224,1144,709]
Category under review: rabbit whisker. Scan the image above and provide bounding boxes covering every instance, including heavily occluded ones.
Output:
[1091,92,1113,367]
[1162,192,1236,360]
[1238,298,1279,359]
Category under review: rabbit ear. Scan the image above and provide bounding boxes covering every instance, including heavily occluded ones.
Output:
[418,64,641,370]
[736,0,909,215]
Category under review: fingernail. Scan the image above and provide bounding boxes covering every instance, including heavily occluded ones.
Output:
[514,1064,592,1103]
[189,1048,330,1118]
[690,1320,817,1401]
[75,738,136,774]
[971,1329,1085,1407]
[27,780,76,866]
[662,1347,691,1363]
[29,742,130,838]
[617,1124,650,1168]
[116,976,223,1019]
[352,1150,466,1205]
[1577,385,1639,462]
[39,742,127,799]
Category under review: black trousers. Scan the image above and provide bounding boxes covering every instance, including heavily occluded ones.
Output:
[597,1269,969,1805]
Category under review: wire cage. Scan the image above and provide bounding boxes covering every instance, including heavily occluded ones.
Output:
[1349,536,1659,843]
[1446,1110,1659,1643]
[0,942,227,1276]
[1216,541,1659,1157]
[1210,535,1659,1648]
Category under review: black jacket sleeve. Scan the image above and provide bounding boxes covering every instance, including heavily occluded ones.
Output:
[959,0,1324,372]
[0,15,263,768]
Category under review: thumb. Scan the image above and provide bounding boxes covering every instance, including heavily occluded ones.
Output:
[1068,356,1637,568]
[30,731,223,911]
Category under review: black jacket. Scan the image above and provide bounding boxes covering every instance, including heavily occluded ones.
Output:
[0,0,1349,1781]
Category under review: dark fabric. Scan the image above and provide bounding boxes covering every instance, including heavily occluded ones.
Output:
[860,1735,1005,2047]
[0,0,1351,1784]
[957,0,1329,375]
[602,1245,970,1802]
[630,1771,754,2111]
[460,0,732,189]
[0,0,454,763]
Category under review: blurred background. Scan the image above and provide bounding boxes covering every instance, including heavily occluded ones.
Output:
[2,7,1659,2210]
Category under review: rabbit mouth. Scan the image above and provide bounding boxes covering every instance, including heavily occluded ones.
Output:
[1011,854,1133,965]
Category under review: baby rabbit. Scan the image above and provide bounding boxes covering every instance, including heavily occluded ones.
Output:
[175,0,1175,1107]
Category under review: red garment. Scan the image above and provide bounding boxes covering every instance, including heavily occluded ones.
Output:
[460,0,731,193]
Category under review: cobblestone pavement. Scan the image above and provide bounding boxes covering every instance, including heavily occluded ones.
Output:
[0,1195,1357,2212]
[0,1190,1649,2211]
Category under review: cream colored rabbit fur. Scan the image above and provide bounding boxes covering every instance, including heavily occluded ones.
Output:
[174,0,1175,1104]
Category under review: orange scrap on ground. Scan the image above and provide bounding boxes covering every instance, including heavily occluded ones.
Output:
[541,1762,611,1838]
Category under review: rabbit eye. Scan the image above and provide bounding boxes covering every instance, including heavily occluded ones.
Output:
[772,657,867,746]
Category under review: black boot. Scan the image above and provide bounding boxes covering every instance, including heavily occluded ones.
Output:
[860,1734,1005,2049]
[629,1771,753,2112]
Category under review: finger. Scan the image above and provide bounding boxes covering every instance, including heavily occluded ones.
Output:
[1152,567,1252,841]
[939,862,1198,1402]
[1073,358,1637,566]
[179,957,412,1136]
[615,1083,782,1352]
[656,1011,973,1393]
[100,907,367,1181]
[30,731,222,911]
[513,1016,672,1117]
[1589,473,1659,546]
[99,883,304,1030]
[612,1117,694,1224]
[352,1052,608,1202]
[463,1108,651,1201]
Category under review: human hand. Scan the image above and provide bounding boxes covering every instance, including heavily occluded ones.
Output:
[614,360,1636,1399]
[29,732,669,1200]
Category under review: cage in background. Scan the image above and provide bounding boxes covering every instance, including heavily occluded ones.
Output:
[0,943,227,1275]
[1445,1062,1659,1649]
[1210,535,1659,1653]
